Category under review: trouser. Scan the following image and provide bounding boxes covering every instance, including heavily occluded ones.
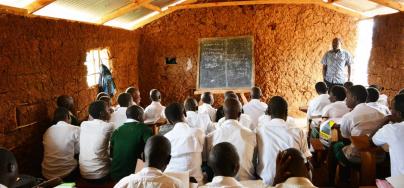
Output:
[324,80,343,90]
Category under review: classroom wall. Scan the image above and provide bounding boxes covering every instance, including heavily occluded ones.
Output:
[137,4,358,114]
[0,13,140,175]
[368,12,404,99]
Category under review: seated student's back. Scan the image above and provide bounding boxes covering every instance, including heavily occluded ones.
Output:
[144,89,166,123]
[321,85,350,122]
[110,93,134,129]
[366,87,391,116]
[242,87,267,131]
[307,82,330,119]
[198,92,217,122]
[184,97,213,134]
[56,95,79,126]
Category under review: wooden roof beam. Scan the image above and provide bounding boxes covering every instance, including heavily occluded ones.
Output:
[99,0,154,24]
[25,0,56,14]
[173,0,317,9]
[368,0,404,11]
[317,2,368,19]
[0,4,27,15]
[142,3,163,12]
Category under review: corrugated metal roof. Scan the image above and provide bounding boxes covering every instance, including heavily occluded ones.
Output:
[0,0,36,8]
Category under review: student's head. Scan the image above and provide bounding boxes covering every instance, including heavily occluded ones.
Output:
[274,148,310,183]
[201,92,214,105]
[391,94,404,123]
[267,96,288,120]
[399,88,404,95]
[126,105,144,122]
[251,86,262,99]
[144,135,171,171]
[150,89,161,102]
[117,93,134,107]
[96,92,109,101]
[224,91,238,100]
[315,82,327,95]
[366,87,380,103]
[329,85,346,102]
[126,87,141,105]
[53,107,71,124]
[56,95,74,111]
[165,102,185,124]
[344,81,354,90]
[332,37,341,51]
[208,142,240,177]
[223,98,241,120]
[184,97,198,112]
[99,96,111,107]
[369,84,383,92]
[0,148,18,188]
[88,100,111,121]
[346,85,368,109]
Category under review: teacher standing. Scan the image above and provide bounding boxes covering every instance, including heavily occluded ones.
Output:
[321,38,354,88]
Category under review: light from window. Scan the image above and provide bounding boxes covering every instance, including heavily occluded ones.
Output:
[84,48,111,87]
[352,19,374,86]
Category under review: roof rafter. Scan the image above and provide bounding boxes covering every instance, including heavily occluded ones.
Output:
[368,0,404,11]
[316,2,368,19]
[142,3,163,12]
[98,0,154,24]
[25,0,56,14]
[173,0,317,9]
[0,4,27,15]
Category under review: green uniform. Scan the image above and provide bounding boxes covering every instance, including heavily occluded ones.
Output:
[110,121,153,181]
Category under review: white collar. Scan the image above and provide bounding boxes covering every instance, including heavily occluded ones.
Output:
[250,99,261,102]
[221,119,241,127]
[281,177,315,186]
[139,167,164,176]
[56,121,70,126]
[186,111,197,116]
[210,176,243,186]
[126,119,138,123]
[0,184,8,188]
[267,118,288,127]
[202,103,213,107]
[151,101,161,105]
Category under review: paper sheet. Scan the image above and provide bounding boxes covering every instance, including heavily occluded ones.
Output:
[386,175,404,188]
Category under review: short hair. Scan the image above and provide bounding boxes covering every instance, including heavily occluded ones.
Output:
[224,91,237,100]
[126,87,139,94]
[393,94,404,115]
[0,148,18,187]
[117,93,133,107]
[99,96,111,104]
[201,92,213,104]
[315,82,327,94]
[208,142,239,177]
[349,85,368,103]
[251,87,262,99]
[184,97,198,112]
[126,105,144,120]
[330,85,346,101]
[344,81,354,89]
[366,87,380,102]
[223,98,241,118]
[144,135,171,168]
[53,107,70,123]
[369,84,382,91]
[164,102,184,123]
[150,89,161,102]
[96,92,109,101]
[88,100,107,119]
[267,96,288,117]
[56,95,73,110]
[398,88,404,95]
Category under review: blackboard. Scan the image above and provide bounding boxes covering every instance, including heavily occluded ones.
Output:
[197,36,254,90]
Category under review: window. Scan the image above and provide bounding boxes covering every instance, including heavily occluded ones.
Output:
[352,19,374,86]
[84,48,112,87]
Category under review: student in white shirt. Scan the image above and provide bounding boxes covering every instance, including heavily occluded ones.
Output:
[242,87,267,131]
[322,85,350,123]
[144,89,166,123]
[366,87,391,116]
[216,92,253,130]
[42,107,80,180]
[99,96,114,114]
[79,100,114,182]
[0,148,19,188]
[163,102,205,184]
[115,135,183,188]
[203,142,245,188]
[307,82,331,120]
[110,93,134,129]
[198,92,217,122]
[206,98,256,180]
[126,87,141,106]
[372,94,404,177]
[184,97,214,134]
[257,96,311,185]
[369,84,389,107]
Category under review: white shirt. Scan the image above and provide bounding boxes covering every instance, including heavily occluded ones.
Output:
[79,119,114,179]
[206,119,256,180]
[307,94,331,119]
[0,184,7,188]
[256,118,311,185]
[366,102,391,116]
[274,177,317,188]
[322,101,350,120]
[42,121,80,179]
[114,167,183,188]
[144,101,166,123]
[242,99,268,131]
[185,111,214,134]
[202,176,245,188]
[110,107,128,129]
[372,121,404,177]
[217,114,253,132]
[164,122,205,184]
[257,115,297,129]
[198,103,217,122]
[377,94,389,107]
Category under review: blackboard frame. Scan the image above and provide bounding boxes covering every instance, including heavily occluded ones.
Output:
[196,35,255,94]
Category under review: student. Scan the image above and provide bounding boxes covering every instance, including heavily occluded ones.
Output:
[96,92,109,101]
[110,105,153,181]
[204,142,244,188]
[343,81,353,90]
[198,92,217,122]
[216,93,253,131]
[0,148,19,188]
[79,101,114,182]
[366,87,390,116]
[322,85,350,122]
[164,102,205,184]
[369,84,388,107]
[126,87,141,105]
[42,107,80,180]
[184,97,213,133]
[110,93,134,129]
[242,87,267,131]
[307,82,331,120]
[372,94,404,177]
[56,95,79,126]
[144,89,166,123]
[114,135,182,188]
[257,96,311,185]
[206,98,256,180]
[215,91,236,122]
[273,148,316,188]
[99,96,114,114]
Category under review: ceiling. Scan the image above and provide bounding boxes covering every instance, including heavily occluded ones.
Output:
[0,0,402,30]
